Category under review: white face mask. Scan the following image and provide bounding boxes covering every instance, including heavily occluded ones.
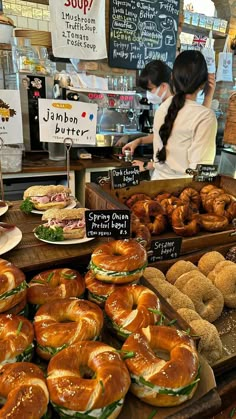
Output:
[146,86,167,105]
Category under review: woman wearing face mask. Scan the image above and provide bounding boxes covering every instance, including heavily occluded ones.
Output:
[137,50,217,179]
[122,57,216,173]
[120,60,172,154]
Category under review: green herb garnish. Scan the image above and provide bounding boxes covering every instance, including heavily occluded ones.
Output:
[168,319,177,326]
[100,380,105,395]
[229,407,236,418]
[16,320,23,335]
[34,225,64,242]
[148,308,166,325]
[116,350,136,360]
[62,273,77,280]
[148,410,158,419]
[46,272,54,283]
[20,198,34,214]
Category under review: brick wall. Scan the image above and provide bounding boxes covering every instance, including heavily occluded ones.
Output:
[3,0,50,31]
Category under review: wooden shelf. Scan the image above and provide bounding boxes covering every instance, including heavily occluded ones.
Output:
[20,0,49,4]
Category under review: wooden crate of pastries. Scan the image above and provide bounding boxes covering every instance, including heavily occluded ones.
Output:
[85,175,236,254]
[142,245,236,377]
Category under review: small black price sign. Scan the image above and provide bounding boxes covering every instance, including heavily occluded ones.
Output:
[194,164,218,182]
[148,238,182,263]
[85,210,131,239]
[110,166,140,189]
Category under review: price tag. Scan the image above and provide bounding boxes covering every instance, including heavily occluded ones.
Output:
[110,166,140,189]
[148,238,182,263]
[194,164,218,182]
[85,210,131,239]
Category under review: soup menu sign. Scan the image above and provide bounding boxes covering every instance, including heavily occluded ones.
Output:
[109,0,180,69]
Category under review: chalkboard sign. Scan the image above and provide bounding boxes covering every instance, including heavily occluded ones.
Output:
[194,164,218,182]
[110,166,140,189]
[109,0,180,69]
[148,238,182,263]
[85,210,131,239]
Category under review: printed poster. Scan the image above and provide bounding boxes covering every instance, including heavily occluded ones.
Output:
[49,0,107,60]
[38,99,97,145]
[0,90,23,144]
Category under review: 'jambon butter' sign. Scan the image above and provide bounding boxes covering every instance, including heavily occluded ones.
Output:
[38,98,97,145]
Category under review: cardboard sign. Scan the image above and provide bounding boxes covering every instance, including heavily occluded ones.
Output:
[85,210,130,239]
[194,164,218,182]
[109,0,180,69]
[38,99,97,145]
[110,166,140,189]
[49,0,107,60]
[148,238,182,263]
[0,90,23,144]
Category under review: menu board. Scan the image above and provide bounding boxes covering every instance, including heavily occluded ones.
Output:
[109,0,180,69]
[110,166,140,189]
[148,238,182,263]
[194,164,218,182]
[85,210,131,239]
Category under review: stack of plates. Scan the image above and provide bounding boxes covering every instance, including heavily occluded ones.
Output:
[14,29,51,47]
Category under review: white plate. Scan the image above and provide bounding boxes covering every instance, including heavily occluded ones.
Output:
[0,227,22,255]
[0,202,8,217]
[34,233,94,245]
[31,199,77,215]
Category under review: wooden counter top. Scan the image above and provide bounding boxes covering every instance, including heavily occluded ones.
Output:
[19,152,128,174]
[0,201,101,273]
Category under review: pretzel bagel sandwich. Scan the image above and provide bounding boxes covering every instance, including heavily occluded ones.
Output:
[0,362,49,418]
[122,325,200,407]
[23,184,72,211]
[35,208,86,241]
[0,314,34,365]
[85,270,125,307]
[0,259,27,313]
[34,298,103,360]
[27,268,85,307]
[47,341,131,419]
[105,284,161,339]
[90,239,147,284]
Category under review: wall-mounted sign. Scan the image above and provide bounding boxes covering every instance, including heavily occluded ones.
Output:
[85,210,131,239]
[148,238,182,263]
[109,0,180,69]
[0,90,23,144]
[49,0,107,60]
[110,166,140,189]
[38,99,97,145]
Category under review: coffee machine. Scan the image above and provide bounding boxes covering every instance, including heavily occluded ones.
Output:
[17,72,54,151]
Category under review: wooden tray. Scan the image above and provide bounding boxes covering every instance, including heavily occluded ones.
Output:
[85,176,236,255]
[141,247,236,378]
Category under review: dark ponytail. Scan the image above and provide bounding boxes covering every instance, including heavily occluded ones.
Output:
[157,51,208,163]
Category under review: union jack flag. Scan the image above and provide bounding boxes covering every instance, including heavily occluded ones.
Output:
[192,35,208,48]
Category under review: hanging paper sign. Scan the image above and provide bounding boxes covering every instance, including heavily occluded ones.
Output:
[49,0,107,60]
[0,90,23,144]
[38,99,97,145]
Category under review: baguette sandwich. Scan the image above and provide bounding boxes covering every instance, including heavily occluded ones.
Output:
[22,185,72,211]
[35,208,86,241]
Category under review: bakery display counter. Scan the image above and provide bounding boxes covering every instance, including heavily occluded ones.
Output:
[85,175,236,256]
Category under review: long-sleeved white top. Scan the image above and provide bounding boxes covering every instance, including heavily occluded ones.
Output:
[151,96,217,180]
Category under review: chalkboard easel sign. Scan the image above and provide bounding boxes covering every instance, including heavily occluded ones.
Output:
[109,0,180,69]
[194,164,218,182]
[148,238,182,263]
[85,210,131,239]
[110,166,140,189]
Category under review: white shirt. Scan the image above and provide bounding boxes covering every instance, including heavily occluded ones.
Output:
[151,96,217,180]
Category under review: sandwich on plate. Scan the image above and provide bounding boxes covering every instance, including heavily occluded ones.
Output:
[34,208,86,242]
[21,185,72,213]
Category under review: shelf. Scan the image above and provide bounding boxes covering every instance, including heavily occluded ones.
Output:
[182,23,227,39]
